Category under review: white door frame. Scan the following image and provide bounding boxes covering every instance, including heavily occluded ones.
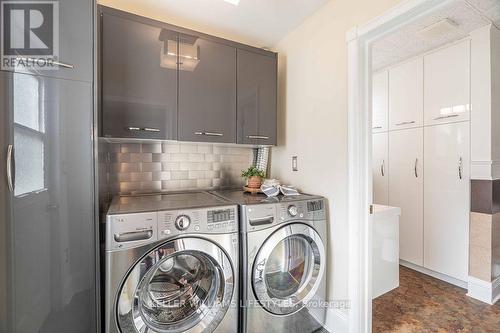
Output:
[346,0,457,332]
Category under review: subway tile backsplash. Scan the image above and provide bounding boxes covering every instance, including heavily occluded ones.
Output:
[102,141,254,197]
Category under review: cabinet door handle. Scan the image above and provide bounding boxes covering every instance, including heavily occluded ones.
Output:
[15,57,74,69]
[381,160,385,177]
[125,127,160,133]
[247,135,269,140]
[6,144,14,193]
[414,158,418,178]
[395,121,416,126]
[373,126,382,130]
[143,127,160,132]
[458,157,463,180]
[434,114,459,121]
[195,132,223,137]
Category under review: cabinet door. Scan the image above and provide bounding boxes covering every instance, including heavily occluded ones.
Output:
[424,41,470,125]
[1,71,96,332]
[4,0,93,82]
[389,58,423,130]
[237,49,277,145]
[389,128,424,266]
[372,132,388,205]
[178,36,236,143]
[424,122,469,281]
[372,71,388,133]
[101,12,178,140]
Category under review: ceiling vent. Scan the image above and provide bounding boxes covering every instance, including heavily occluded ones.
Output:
[417,18,459,39]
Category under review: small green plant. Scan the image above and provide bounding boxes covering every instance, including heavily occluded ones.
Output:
[241,166,266,179]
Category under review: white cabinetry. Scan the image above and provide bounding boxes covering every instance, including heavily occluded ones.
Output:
[424,122,470,281]
[389,58,423,130]
[388,128,424,266]
[372,70,388,133]
[424,40,471,125]
[372,132,389,205]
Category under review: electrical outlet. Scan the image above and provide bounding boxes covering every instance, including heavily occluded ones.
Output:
[292,156,298,171]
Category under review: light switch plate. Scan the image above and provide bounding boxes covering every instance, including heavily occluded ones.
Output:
[292,156,298,171]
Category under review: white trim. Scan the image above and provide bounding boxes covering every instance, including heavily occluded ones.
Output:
[346,0,466,331]
[467,275,500,304]
[324,308,349,333]
[471,160,500,180]
[400,260,468,289]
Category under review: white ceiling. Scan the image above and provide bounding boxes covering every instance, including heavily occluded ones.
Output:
[99,0,330,48]
[372,0,500,71]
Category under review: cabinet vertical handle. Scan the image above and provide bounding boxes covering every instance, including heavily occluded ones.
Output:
[458,157,463,180]
[381,160,385,177]
[414,158,418,178]
[6,144,14,192]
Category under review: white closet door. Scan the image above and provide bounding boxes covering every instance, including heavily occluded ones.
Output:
[424,122,470,281]
[389,58,423,131]
[389,128,424,265]
[373,132,388,205]
[372,70,388,133]
[424,40,470,125]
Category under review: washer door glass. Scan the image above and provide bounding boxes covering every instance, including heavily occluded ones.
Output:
[117,238,234,333]
[252,224,325,315]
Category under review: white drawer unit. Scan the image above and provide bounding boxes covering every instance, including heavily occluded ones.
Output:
[372,70,389,133]
[424,40,471,125]
[388,58,423,130]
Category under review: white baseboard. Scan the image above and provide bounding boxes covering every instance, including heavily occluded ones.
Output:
[467,275,500,305]
[400,260,468,289]
[324,308,348,333]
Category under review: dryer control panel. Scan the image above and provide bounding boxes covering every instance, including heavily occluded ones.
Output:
[243,199,326,232]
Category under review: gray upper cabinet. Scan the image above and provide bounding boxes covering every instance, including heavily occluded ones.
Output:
[237,49,277,145]
[2,0,93,82]
[178,36,237,143]
[101,11,178,140]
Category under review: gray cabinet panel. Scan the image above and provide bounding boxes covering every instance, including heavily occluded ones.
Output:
[178,37,237,143]
[101,13,178,140]
[1,0,93,82]
[0,71,96,333]
[237,49,277,145]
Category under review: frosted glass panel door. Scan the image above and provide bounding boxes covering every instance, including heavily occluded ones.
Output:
[424,122,469,281]
[389,128,424,266]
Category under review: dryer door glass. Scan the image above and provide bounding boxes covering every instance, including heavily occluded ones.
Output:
[117,238,234,333]
[252,224,325,315]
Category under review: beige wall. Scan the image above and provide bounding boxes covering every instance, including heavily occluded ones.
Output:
[271,0,402,300]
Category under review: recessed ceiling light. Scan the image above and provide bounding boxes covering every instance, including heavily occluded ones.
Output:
[223,0,240,5]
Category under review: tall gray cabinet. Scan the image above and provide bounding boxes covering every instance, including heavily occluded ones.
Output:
[0,0,97,332]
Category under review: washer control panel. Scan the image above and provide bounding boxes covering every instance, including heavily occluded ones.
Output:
[158,205,238,239]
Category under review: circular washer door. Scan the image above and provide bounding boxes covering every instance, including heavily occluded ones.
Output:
[117,237,234,333]
[252,223,325,315]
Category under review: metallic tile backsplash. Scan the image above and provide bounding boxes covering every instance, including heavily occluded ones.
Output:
[101,142,254,197]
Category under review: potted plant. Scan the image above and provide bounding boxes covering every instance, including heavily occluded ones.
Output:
[241,166,266,189]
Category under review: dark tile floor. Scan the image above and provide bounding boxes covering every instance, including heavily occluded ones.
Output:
[373,266,500,333]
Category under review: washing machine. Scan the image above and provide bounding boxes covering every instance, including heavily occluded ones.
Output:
[212,190,329,333]
[104,192,239,333]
